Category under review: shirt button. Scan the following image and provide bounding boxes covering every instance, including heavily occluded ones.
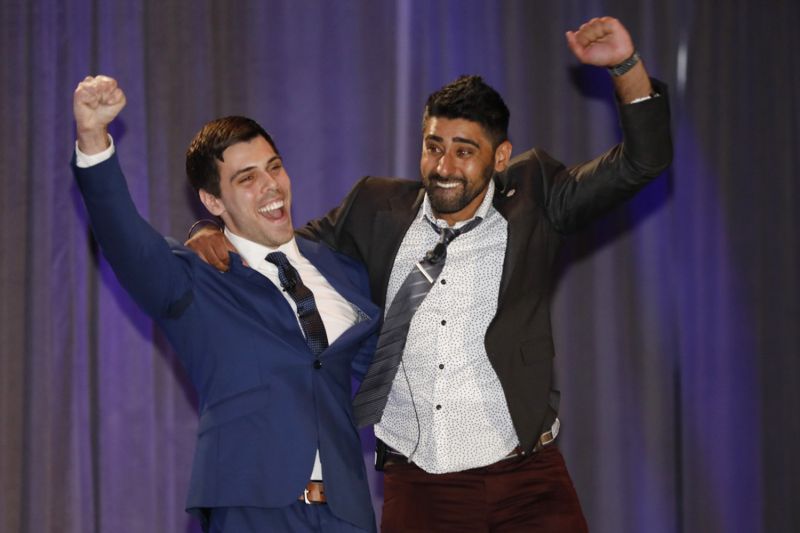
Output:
[440,279,446,285]
[313,360,322,369]
[441,320,446,326]
[435,404,442,410]
[438,364,444,369]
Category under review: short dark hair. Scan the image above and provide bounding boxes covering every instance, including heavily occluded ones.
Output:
[185,116,278,196]
[422,75,510,148]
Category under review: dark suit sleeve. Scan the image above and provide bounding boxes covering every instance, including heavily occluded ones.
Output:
[72,152,194,319]
[350,330,378,382]
[328,246,379,381]
[299,176,370,261]
[537,78,673,233]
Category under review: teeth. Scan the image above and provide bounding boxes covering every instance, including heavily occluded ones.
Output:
[437,182,459,189]
[258,200,284,213]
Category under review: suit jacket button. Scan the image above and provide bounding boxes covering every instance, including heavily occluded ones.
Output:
[313,360,322,369]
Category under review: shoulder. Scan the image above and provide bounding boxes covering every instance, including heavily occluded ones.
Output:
[507,148,564,174]
[332,175,422,220]
[329,244,366,273]
[296,235,363,270]
[296,235,371,289]
[165,236,234,277]
[497,148,566,193]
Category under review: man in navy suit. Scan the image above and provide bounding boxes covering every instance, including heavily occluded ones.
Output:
[72,76,379,532]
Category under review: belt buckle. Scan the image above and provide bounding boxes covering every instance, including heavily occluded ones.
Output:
[301,482,326,505]
[534,418,560,451]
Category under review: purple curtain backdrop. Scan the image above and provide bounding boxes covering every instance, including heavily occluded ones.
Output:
[1,1,798,532]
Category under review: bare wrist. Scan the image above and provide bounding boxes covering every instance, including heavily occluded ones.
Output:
[76,127,110,155]
[612,62,654,104]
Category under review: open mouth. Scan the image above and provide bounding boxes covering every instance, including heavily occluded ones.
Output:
[257,199,286,221]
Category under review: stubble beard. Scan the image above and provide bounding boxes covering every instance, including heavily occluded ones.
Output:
[423,164,494,216]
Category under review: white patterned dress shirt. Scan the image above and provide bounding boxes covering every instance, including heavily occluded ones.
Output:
[374,180,521,474]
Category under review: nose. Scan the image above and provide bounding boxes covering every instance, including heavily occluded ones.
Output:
[437,149,456,177]
[258,171,278,193]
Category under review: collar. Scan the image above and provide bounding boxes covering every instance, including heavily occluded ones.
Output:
[421,179,495,230]
[224,227,301,267]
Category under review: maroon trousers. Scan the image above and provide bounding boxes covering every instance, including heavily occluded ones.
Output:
[381,446,588,532]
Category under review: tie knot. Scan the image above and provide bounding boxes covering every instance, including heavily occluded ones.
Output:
[266,251,289,267]
[266,251,297,291]
[439,227,458,245]
[427,216,482,240]
[423,216,483,264]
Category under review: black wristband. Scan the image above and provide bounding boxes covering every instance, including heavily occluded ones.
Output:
[608,50,640,77]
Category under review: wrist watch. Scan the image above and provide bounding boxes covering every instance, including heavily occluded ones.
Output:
[608,50,640,77]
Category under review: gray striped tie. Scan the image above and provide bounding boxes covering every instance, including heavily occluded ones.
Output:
[352,216,482,427]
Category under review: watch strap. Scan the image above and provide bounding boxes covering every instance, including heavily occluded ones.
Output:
[608,50,640,77]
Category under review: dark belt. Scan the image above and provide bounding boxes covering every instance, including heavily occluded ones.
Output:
[297,481,326,504]
[383,426,557,468]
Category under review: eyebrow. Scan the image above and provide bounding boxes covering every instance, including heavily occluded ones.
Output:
[425,134,480,149]
[228,155,281,183]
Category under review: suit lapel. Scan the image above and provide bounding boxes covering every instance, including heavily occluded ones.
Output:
[297,237,378,318]
[492,172,525,308]
[228,243,379,356]
[296,237,381,350]
[369,187,425,308]
[225,252,312,351]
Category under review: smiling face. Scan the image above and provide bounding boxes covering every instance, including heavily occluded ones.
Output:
[420,116,512,225]
[198,135,294,248]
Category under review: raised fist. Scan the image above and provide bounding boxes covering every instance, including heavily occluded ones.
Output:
[73,75,126,134]
[565,17,635,68]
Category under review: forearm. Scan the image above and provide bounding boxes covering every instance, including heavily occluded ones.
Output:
[617,78,673,175]
[612,60,654,104]
[544,80,672,232]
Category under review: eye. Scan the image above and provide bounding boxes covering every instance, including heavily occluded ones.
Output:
[238,174,254,184]
[268,162,283,174]
[425,144,443,155]
[457,148,474,158]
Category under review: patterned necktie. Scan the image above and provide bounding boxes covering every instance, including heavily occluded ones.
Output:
[352,215,483,427]
[266,251,329,356]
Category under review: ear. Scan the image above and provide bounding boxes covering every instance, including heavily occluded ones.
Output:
[493,140,513,172]
[198,189,225,217]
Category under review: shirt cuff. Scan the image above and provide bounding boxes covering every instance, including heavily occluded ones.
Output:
[75,134,115,168]
[628,93,660,105]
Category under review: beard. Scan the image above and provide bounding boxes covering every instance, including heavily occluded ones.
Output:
[422,163,495,216]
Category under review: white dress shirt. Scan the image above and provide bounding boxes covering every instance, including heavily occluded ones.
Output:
[225,230,359,345]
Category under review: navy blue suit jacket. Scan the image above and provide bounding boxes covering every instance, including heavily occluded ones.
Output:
[73,153,380,531]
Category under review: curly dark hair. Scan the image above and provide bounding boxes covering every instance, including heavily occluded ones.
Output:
[185,116,279,196]
[422,75,510,148]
